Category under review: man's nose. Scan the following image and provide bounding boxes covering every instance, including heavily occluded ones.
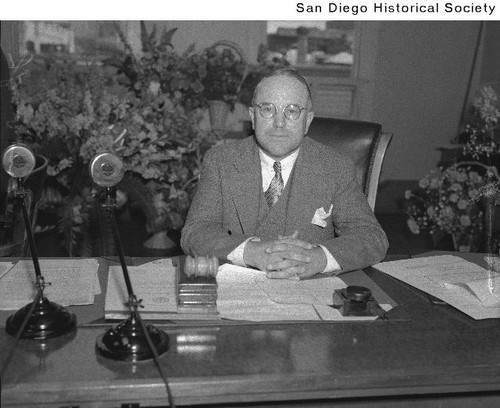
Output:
[273,109,285,128]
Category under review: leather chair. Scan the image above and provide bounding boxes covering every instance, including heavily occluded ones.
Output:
[306,117,393,211]
[0,155,49,257]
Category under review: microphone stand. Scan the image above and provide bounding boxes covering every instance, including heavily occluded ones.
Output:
[3,145,76,339]
[92,154,169,362]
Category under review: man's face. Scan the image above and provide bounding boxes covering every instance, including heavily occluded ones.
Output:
[249,75,314,161]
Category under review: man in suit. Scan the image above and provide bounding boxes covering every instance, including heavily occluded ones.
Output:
[181,69,388,279]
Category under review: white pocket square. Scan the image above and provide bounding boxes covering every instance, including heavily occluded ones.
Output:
[311,204,333,228]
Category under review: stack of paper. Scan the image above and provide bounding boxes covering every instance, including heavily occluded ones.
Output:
[373,255,500,319]
[0,258,100,309]
[216,264,389,321]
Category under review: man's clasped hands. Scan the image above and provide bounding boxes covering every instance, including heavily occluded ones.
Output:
[243,231,327,280]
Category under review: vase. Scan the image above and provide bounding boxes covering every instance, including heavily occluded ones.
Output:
[143,230,177,250]
[451,231,478,253]
[208,100,230,133]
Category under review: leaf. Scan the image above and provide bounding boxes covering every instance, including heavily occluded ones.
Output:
[161,27,178,48]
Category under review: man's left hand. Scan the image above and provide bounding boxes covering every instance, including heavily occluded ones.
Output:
[264,236,327,280]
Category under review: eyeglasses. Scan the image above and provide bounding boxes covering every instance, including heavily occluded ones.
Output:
[253,103,308,121]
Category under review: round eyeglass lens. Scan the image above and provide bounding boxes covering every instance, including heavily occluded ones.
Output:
[284,105,301,120]
[259,103,276,118]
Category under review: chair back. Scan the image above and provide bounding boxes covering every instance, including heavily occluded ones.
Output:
[0,155,49,257]
[306,117,392,211]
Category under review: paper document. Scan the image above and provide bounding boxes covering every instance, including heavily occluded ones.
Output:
[104,258,177,319]
[0,258,100,309]
[217,264,388,321]
[373,255,500,319]
[0,262,14,280]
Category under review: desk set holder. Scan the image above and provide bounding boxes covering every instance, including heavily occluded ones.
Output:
[90,152,169,362]
[332,285,387,319]
[2,144,76,339]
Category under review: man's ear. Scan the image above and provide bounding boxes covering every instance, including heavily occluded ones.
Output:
[248,106,256,130]
[304,110,314,134]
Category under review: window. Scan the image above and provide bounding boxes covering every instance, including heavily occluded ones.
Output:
[18,21,124,61]
[266,21,379,121]
[266,21,354,77]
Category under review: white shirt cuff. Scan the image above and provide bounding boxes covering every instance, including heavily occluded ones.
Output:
[227,237,258,266]
[318,244,341,273]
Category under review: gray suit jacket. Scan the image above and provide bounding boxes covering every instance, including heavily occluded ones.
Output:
[181,136,388,273]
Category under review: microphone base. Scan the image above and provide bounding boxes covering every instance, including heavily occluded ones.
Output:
[5,296,77,340]
[96,314,169,362]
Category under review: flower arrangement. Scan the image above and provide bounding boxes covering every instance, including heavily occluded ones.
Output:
[9,47,220,256]
[201,40,247,109]
[112,23,207,112]
[406,84,500,252]
[463,84,500,160]
[405,164,485,251]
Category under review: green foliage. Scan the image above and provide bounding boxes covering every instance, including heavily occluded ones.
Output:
[463,85,500,160]
[10,51,221,256]
[111,23,207,112]
[202,41,247,108]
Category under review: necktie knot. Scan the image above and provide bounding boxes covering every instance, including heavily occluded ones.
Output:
[265,161,284,207]
[273,161,281,174]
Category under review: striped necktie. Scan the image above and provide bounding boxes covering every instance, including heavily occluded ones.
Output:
[265,161,284,207]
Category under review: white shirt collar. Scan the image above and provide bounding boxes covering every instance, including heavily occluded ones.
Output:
[259,148,300,190]
[258,148,300,171]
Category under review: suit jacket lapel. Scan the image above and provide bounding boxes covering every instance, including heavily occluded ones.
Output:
[226,137,261,234]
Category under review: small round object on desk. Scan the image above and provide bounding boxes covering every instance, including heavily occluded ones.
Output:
[345,285,372,302]
[2,144,36,179]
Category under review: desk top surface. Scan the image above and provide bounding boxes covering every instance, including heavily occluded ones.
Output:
[2,253,500,407]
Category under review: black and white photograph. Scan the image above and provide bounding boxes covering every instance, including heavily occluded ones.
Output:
[1,3,500,407]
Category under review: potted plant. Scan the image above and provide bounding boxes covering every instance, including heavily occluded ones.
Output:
[405,164,485,252]
[9,29,222,256]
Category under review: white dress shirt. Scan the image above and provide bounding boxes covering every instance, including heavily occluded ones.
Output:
[227,148,341,274]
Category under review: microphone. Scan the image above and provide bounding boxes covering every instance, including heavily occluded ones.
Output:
[89,151,125,188]
[1,144,76,340]
[2,144,36,179]
[90,151,170,363]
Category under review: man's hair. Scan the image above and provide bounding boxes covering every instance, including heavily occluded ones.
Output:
[251,68,313,107]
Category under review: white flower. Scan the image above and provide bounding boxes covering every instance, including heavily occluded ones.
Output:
[418,177,429,189]
[460,215,471,227]
[407,218,420,234]
[149,81,161,96]
[457,199,469,210]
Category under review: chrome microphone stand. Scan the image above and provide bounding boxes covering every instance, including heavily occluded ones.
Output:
[90,152,169,361]
[2,144,76,339]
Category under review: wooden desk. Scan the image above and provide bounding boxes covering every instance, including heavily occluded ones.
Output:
[2,254,500,408]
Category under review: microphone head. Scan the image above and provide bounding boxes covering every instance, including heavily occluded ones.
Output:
[2,144,36,179]
[89,152,125,187]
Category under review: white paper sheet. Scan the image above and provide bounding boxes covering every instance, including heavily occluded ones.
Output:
[373,255,500,319]
[0,262,14,280]
[0,258,100,309]
[217,264,383,321]
[105,259,177,318]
